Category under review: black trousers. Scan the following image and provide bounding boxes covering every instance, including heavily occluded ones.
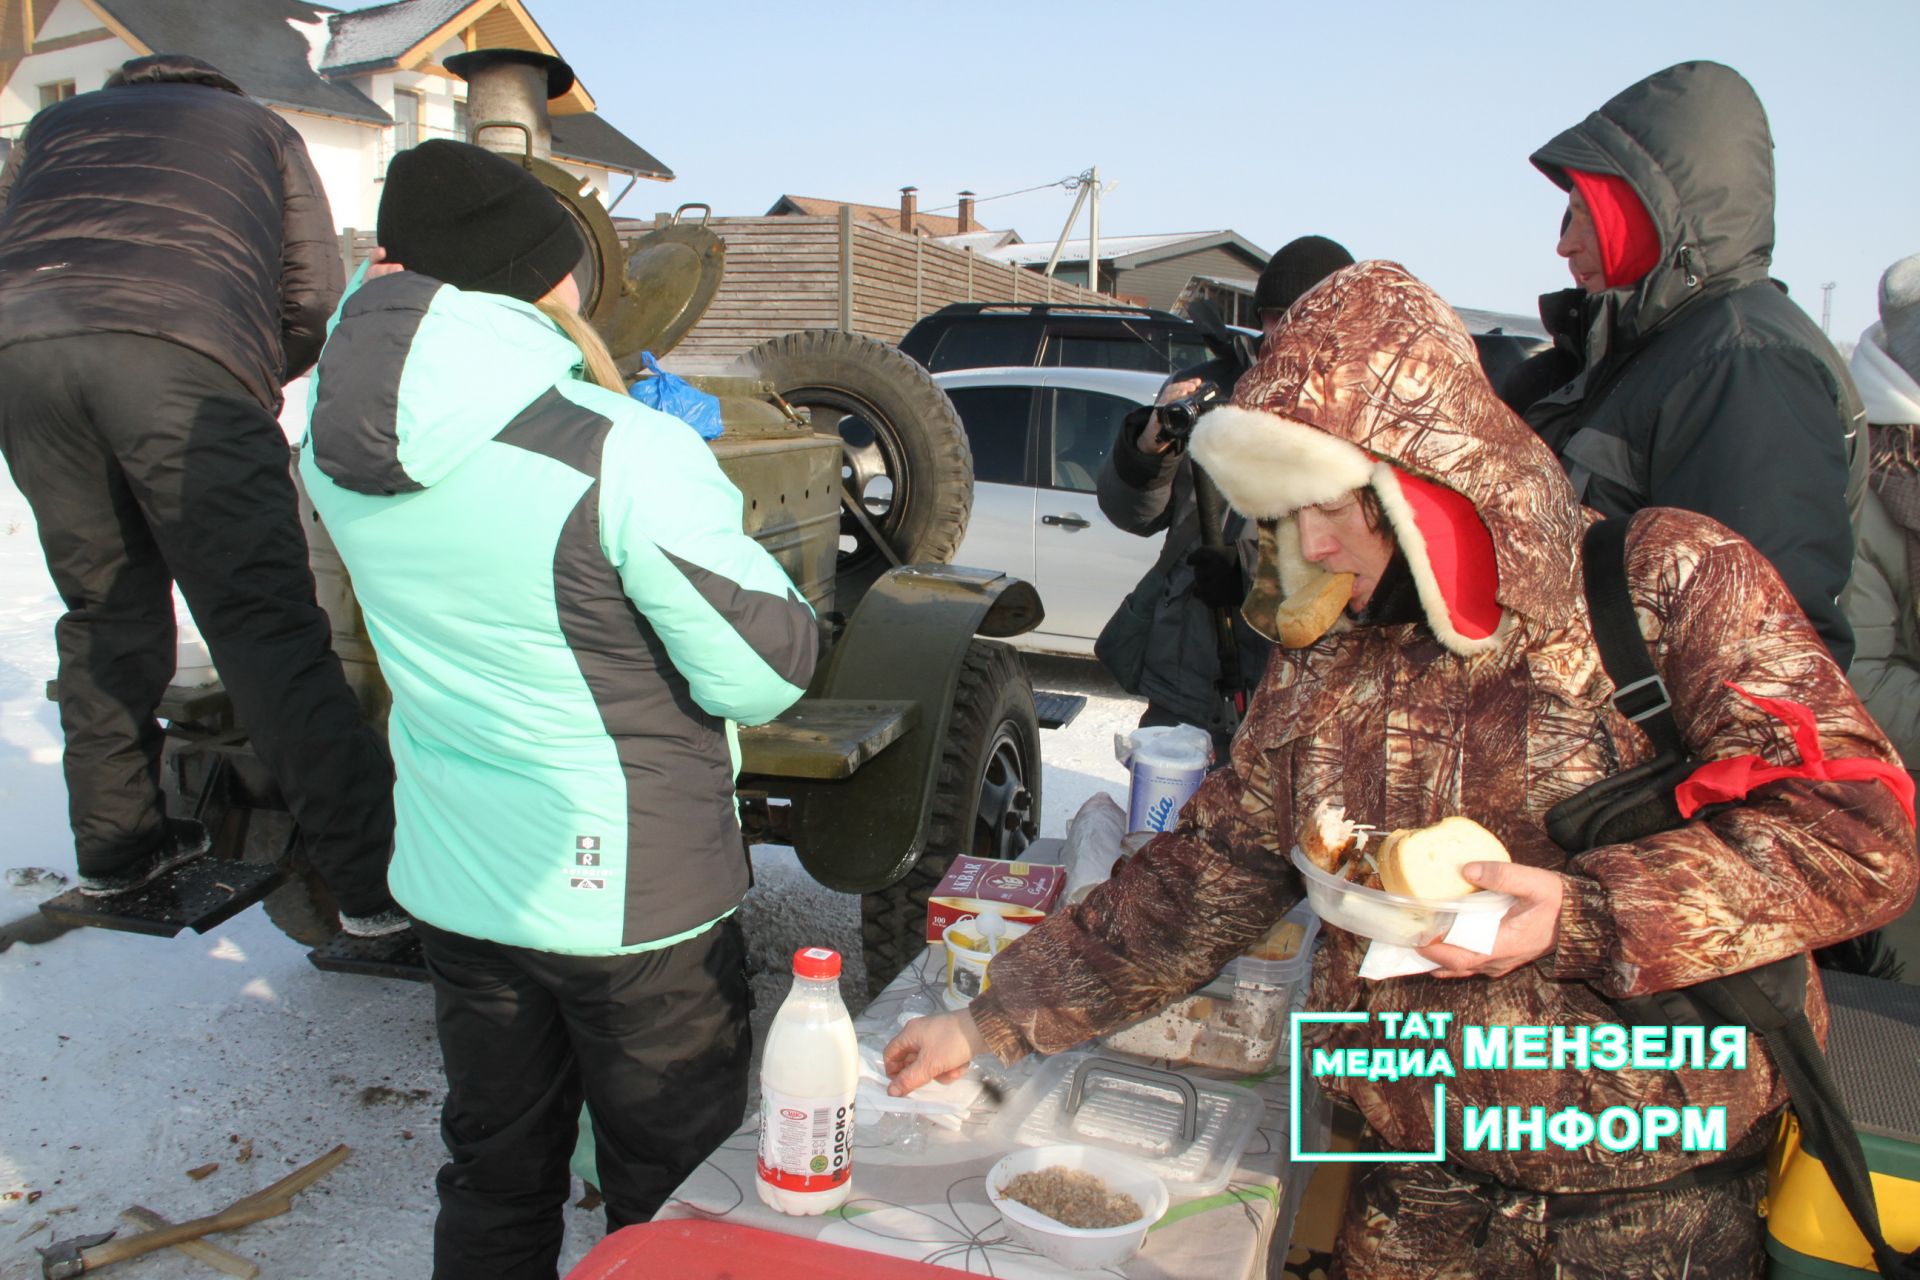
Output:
[0,334,394,912]
[416,916,751,1280]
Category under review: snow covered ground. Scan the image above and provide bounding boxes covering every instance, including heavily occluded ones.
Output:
[0,465,1147,1279]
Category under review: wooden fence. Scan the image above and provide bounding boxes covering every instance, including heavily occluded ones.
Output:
[647,209,1111,373]
[340,208,1108,373]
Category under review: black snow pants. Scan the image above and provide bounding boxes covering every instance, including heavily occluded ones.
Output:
[416,916,751,1280]
[0,333,395,913]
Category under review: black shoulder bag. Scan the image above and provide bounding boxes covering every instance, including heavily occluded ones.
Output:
[1546,518,1919,1278]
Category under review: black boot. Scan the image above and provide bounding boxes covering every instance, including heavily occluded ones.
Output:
[76,818,211,897]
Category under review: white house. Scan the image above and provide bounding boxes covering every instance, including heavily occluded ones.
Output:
[0,0,672,237]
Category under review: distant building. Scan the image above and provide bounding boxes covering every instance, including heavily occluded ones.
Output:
[0,0,669,234]
[982,230,1270,314]
[767,188,1015,246]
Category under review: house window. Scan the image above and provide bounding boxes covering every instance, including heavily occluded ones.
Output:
[393,90,420,150]
[38,81,77,109]
[452,98,469,144]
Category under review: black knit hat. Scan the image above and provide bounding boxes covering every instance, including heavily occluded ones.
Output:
[1254,235,1356,315]
[377,140,584,303]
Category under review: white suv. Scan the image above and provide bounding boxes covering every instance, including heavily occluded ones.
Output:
[937,366,1166,656]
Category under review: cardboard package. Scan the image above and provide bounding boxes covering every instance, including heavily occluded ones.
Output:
[924,856,1065,943]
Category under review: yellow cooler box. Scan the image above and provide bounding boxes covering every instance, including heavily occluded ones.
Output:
[1765,971,1920,1278]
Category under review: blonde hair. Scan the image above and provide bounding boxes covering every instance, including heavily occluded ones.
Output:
[536,299,626,394]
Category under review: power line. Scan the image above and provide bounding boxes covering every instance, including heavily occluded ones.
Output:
[918,174,1082,215]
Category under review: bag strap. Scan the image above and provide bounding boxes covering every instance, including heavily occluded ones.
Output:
[1699,969,1920,1278]
[1581,527,1920,1276]
[1581,518,1686,760]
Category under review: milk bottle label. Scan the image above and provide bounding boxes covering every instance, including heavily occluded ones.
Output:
[756,1086,853,1192]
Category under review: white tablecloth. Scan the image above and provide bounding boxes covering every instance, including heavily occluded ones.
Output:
[658,947,1328,1279]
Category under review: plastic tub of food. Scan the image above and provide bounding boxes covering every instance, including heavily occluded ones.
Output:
[1224,901,1320,989]
[1102,974,1291,1074]
[1289,845,1513,946]
[986,1143,1169,1271]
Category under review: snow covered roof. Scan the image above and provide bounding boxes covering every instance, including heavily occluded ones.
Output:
[91,0,389,124]
[936,229,1023,252]
[320,0,471,74]
[982,230,1267,268]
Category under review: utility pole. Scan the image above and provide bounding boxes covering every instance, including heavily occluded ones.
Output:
[1088,165,1100,294]
[1043,168,1105,292]
[1821,282,1836,335]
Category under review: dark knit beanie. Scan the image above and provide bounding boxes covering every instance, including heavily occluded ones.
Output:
[377,140,584,303]
[1254,235,1356,315]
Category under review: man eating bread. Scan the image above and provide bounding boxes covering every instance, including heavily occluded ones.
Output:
[887,260,1917,1277]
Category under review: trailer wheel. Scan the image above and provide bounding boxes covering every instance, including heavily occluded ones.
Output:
[731,331,972,610]
[859,640,1039,996]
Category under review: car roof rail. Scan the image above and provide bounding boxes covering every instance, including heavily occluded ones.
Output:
[924,301,1186,323]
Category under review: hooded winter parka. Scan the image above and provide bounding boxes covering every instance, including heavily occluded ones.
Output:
[0,55,341,411]
[1522,61,1867,669]
[967,262,1916,1197]
[300,271,816,954]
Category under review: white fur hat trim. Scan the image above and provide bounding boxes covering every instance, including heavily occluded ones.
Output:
[1190,405,1373,519]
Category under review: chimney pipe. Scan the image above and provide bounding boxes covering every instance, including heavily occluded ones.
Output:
[444,48,575,160]
[957,190,975,235]
[899,186,917,234]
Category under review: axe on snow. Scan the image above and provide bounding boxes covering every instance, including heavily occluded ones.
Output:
[37,1144,349,1279]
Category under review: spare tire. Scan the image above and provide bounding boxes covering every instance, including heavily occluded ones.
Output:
[731,331,971,610]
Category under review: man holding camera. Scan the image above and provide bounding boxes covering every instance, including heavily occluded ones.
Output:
[1095,236,1355,755]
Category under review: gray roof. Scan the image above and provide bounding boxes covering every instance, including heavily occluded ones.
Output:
[321,0,470,74]
[551,112,672,181]
[92,0,389,124]
[985,229,1269,269]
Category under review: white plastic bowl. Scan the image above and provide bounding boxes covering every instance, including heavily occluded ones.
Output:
[987,1144,1169,1271]
[1289,845,1513,946]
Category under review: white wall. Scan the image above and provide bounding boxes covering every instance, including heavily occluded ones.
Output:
[0,0,128,137]
[283,111,383,231]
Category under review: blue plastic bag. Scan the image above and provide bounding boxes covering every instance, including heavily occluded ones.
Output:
[628,351,724,440]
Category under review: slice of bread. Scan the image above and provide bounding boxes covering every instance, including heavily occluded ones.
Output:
[1377,816,1510,900]
[1275,569,1356,648]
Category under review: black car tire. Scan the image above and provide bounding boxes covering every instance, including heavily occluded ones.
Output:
[859,639,1040,996]
[732,330,972,610]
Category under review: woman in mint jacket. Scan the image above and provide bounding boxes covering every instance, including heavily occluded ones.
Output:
[300,141,816,1280]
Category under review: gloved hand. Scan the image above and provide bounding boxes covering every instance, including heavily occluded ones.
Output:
[1186,545,1246,609]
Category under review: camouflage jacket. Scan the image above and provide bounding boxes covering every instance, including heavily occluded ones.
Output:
[970,262,1918,1194]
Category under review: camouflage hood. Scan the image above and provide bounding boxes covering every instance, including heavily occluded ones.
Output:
[1191,260,1589,656]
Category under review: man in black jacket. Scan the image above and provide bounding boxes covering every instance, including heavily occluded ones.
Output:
[1095,236,1354,754]
[1522,60,1867,667]
[0,55,399,931]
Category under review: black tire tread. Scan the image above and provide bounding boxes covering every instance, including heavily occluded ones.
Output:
[859,640,1039,995]
[731,330,972,569]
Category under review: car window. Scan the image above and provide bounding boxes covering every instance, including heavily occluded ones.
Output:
[1046,389,1137,493]
[945,386,1035,484]
[1043,333,1168,373]
[924,322,1038,372]
[1168,337,1212,370]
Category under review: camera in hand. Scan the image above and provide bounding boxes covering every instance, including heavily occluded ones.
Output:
[1158,381,1224,448]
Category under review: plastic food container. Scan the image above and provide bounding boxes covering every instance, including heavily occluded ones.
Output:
[987,1144,1168,1271]
[990,1054,1262,1196]
[1289,845,1513,946]
[1103,903,1319,1074]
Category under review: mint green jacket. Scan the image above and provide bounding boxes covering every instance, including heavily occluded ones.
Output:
[300,272,814,953]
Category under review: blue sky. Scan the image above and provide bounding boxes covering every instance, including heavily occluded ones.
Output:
[393,0,1918,341]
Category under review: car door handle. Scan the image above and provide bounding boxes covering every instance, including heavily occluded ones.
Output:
[1041,513,1091,530]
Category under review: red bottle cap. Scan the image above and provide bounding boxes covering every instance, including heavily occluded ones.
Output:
[792,946,842,979]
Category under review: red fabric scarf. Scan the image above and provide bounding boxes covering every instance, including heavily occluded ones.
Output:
[1675,683,1916,824]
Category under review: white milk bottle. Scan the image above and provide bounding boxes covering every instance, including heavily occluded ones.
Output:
[756,946,859,1215]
